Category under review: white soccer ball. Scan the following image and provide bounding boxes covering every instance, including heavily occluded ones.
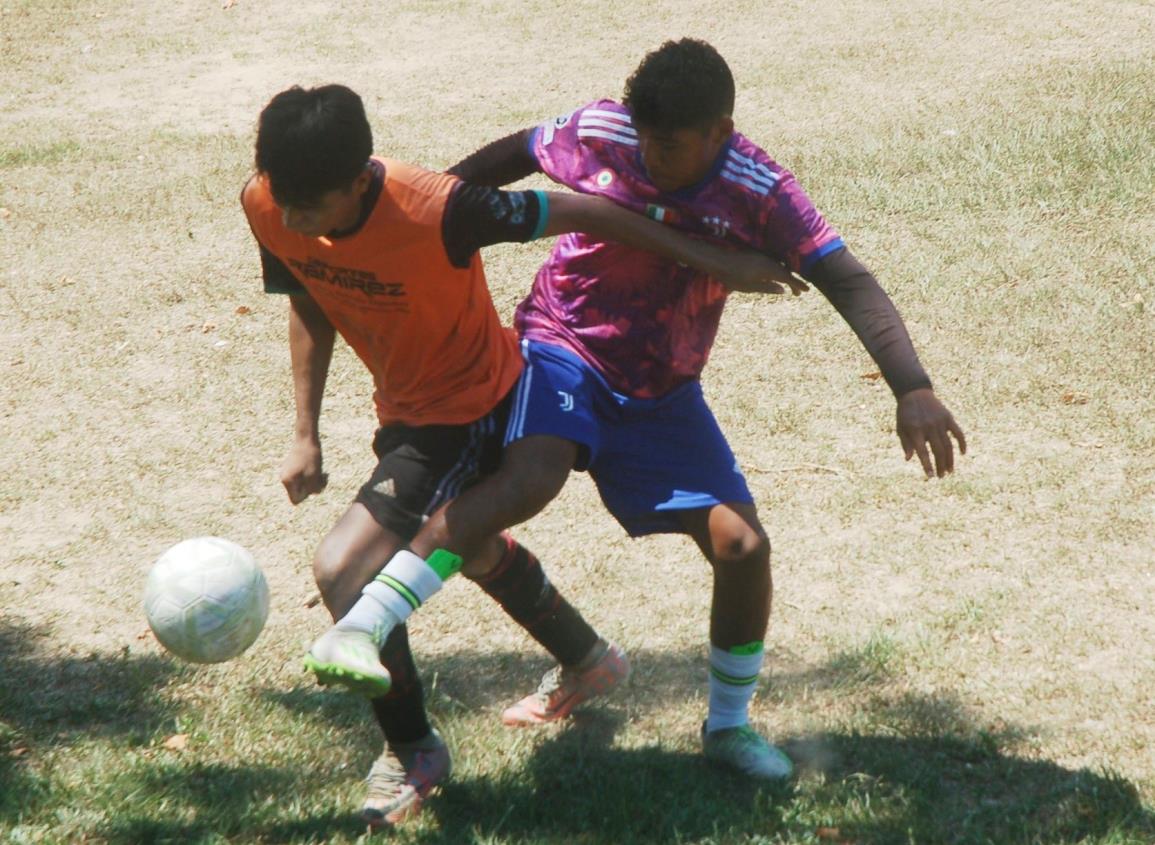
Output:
[143,537,270,664]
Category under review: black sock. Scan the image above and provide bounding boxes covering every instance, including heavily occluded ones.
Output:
[469,534,599,667]
[369,624,431,745]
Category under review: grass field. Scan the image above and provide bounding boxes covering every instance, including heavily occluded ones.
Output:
[2,1,1154,842]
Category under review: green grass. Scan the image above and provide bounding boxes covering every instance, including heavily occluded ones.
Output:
[4,632,1153,843]
[2,0,1154,841]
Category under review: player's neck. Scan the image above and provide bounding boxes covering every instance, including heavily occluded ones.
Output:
[329,161,384,238]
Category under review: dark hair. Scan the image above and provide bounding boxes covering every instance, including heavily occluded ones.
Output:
[255,84,372,207]
[623,39,735,132]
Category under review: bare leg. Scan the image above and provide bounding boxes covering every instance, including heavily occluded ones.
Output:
[677,502,791,778]
[678,502,772,648]
[410,434,579,576]
[307,435,606,696]
[313,503,406,619]
[309,503,432,745]
[314,431,577,616]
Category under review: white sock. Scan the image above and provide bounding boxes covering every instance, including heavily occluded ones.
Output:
[706,642,764,733]
[335,549,460,643]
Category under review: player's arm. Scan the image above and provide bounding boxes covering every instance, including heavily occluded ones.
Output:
[282,289,335,504]
[253,239,335,504]
[447,132,800,291]
[446,128,539,187]
[804,246,966,477]
[442,183,798,294]
[543,192,803,294]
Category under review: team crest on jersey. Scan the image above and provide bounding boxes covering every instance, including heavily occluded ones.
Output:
[541,111,574,146]
[702,215,732,239]
[595,169,615,188]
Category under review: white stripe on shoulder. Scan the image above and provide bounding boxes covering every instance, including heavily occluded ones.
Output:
[726,149,780,186]
[725,163,777,191]
[581,108,635,127]
[721,165,771,196]
[577,127,639,146]
[577,116,638,136]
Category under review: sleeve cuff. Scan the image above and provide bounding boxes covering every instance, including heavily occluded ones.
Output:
[529,190,549,240]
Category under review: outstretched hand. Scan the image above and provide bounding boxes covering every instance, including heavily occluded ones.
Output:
[280,437,329,504]
[896,388,967,478]
[714,250,809,296]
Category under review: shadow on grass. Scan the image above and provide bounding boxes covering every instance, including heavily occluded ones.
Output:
[0,617,186,826]
[415,713,1152,845]
[262,682,375,731]
[14,640,1148,844]
[0,619,183,738]
[91,762,366,844]
[431,714,1153,845]
[72,719,1154,845]
[784,729,1152,845]
[260,647,1155,844]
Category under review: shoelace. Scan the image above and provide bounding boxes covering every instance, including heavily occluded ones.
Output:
[715,726,764,754]
[534,641,614,701]
[365,752,407,796]
[533,665,566,703]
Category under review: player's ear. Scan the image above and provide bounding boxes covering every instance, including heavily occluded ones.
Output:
[349,164,373,196]
[712,116,735,143]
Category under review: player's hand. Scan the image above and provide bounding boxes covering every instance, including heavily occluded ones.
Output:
[896,388,967,478]
[280,437,328,504]
[714,250,809,296]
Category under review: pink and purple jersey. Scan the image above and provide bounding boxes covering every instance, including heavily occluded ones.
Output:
[516,99,844,398]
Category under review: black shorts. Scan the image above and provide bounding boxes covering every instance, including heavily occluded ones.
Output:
[354,390,513,539]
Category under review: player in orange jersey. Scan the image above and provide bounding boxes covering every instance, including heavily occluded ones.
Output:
[243,84,798,828]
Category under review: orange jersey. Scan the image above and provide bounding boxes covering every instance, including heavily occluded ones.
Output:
[242,158,522,427]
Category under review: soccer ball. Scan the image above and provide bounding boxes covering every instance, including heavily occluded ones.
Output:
[143,537,269,664]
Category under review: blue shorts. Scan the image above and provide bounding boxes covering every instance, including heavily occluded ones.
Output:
[504,340,753,537]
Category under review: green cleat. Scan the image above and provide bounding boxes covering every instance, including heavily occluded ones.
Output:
[304,627,391,697]
[701,722,794,781]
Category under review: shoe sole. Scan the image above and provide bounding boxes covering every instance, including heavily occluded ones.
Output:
[501,692,580,726]
[362,782,446,828]
[303,655,392,697]
[702,747,795,781]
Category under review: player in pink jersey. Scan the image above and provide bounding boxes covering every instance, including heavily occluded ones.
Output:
[322,40,965,782]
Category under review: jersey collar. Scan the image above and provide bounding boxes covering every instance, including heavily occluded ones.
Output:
[327,159,385,239]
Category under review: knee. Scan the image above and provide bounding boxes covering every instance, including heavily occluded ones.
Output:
[461,534,508,581]
[712,525,770,571]
[312,533,350,599]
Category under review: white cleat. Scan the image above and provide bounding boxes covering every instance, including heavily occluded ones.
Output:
[303,627,391,697]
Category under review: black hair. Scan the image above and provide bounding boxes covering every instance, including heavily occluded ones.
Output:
[255,84,372,207]
[623,39,735,132]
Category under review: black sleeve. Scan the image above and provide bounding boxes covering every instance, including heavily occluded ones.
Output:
[804,246,933,398]
[446,128,540,187]
[259,243,304,294]
[441,182,546,269]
